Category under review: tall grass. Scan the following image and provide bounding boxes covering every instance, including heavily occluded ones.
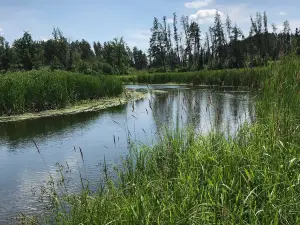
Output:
[118,67,268,88]
[30,57,300,224]
[0,70,123,115]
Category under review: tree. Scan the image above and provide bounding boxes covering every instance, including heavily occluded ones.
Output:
[93,42,103,59]
[225,15,232,42]
[282,20,291,55]
[189,21,201,69]
[149,17,167,71]
[13,32,35,70]
[0,36,12,71]
[230,24,244,68]
[212,11,226,68]
[132,47,148,70]
[173,13,180,62]
[263,11,269,59]
[44,28,69,70]
[181,16,192,68]
[295,28,300,55]
[79,39,94,60]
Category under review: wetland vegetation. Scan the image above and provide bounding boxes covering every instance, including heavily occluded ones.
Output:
[0,8,299,225]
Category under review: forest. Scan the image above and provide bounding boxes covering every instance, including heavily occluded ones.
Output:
[0,11,300,75]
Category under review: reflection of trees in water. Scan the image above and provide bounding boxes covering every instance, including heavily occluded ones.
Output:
[0,89,256,150]
[211,92,225,132]
[151,91,174,132]
[0,105,127,148]
[182,90,201,131]
[248,96,256,123]
[150,87,255,136]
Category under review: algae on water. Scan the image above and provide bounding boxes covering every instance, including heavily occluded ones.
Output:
[0,90,146,123]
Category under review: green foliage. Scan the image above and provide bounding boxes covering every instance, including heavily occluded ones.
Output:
[41,58,300,225]
[100,62,114,75]
[1,13,299,75]
[119,67,267,88]
[0,71,123,115]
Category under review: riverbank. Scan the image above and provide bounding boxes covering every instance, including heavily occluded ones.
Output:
[28,57,299,225]
[0,90,146,123]
[0,70,123,116]
[117,66,268,88]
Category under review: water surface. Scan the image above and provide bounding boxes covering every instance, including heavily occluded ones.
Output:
[0,85,255,223]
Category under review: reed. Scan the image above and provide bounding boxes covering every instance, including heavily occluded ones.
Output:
[118,67,268,88]
[0,70,123,115]
[30,57,300,224]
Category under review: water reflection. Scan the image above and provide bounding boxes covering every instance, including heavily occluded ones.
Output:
[148,87,255,138]
[0,85,255,223]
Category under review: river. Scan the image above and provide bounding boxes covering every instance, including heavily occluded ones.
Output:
[0,85,256,223]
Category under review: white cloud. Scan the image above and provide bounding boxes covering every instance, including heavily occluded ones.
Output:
[40,36,51,41]
[166,18,173,24]
[126,30,151,50]
[127,30,151,41]
[278,11,287,16]
[0,27,3,34]
[276,19,300,32]
[190,9,224,24]
[184,0,213,9]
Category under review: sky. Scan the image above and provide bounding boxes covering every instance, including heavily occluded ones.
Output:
[0,0,299,50]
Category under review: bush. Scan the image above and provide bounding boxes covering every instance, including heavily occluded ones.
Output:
[100,63,113,75]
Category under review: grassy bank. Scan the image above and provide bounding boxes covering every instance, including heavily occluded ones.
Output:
[118,67,268,88]
[0,70,123,116]
[26,57,299,224]
[0,90,145,123]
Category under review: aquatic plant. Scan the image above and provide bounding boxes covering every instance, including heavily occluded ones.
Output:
[24,56,300,224]
[0,70,123,115]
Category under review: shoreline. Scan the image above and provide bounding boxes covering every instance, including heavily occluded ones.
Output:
[0,90,146,123]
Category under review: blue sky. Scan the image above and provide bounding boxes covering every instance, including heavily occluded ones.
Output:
[0,0,299,50]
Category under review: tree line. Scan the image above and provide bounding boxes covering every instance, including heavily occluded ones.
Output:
[0,11,300,75]
[0,28,147,75]
[149,11,300,71]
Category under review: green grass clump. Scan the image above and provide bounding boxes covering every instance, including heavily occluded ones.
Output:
[54,126,300,225]
[118,67,268,88]
[0,70,123,115]
[35,57,300,224]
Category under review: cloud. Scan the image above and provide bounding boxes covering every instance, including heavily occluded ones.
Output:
[126,30,151,50]
[190,9,224,24]
[278,12,287,16]
[127,30,151,41]
[184,0,213,9]
[276,19,300,32]
[166,18,173,24]
[0,27,3,34]
[40,36,51,41]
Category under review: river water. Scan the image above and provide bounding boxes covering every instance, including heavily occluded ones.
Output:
[0,85,256,223]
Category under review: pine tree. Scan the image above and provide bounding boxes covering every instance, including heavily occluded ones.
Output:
[295,28,300,55]
[263,11,269,59]
[225,15,232,42]
[181,16,191,68]
[173,13,180,64]
[189,21,201,69]
[212,11,226,68]
[149,17,166,71]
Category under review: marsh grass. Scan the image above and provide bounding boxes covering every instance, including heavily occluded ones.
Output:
[24,57,300,224]
[118,67,268,88]
[0,70,123,115]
